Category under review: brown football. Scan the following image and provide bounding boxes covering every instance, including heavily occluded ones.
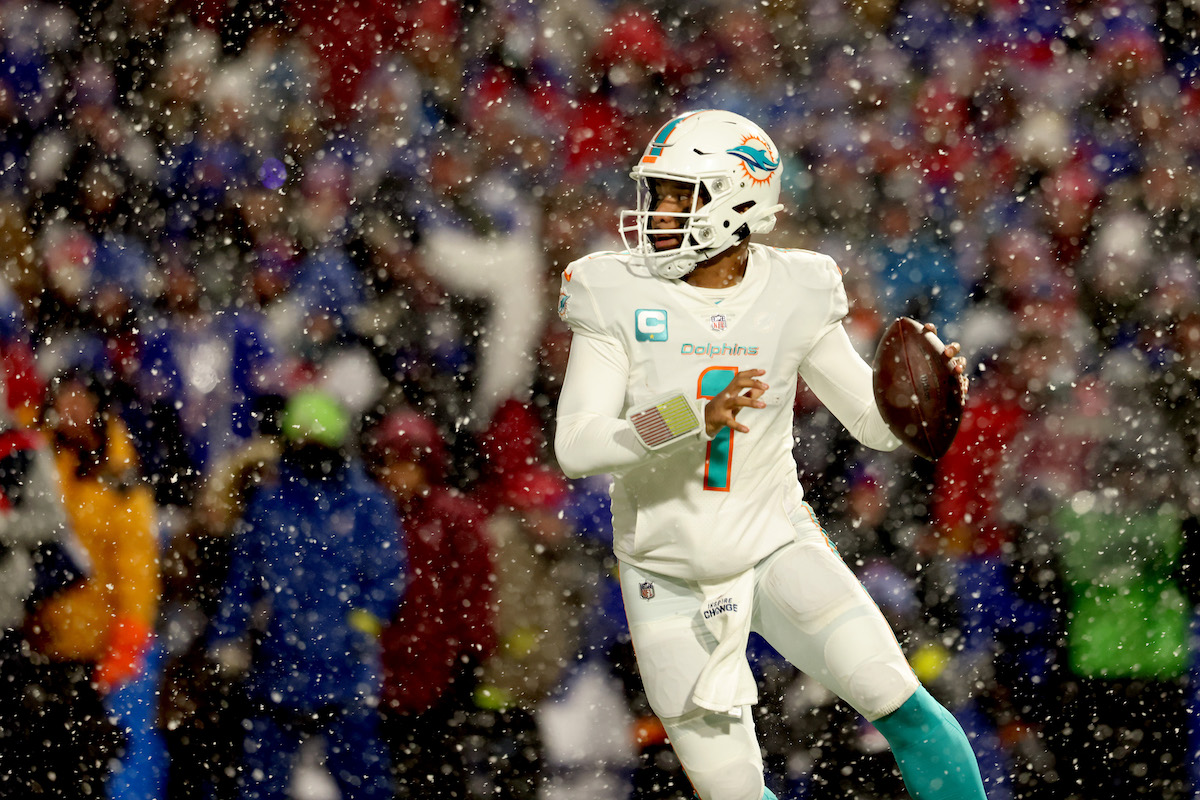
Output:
[872,317,963,461]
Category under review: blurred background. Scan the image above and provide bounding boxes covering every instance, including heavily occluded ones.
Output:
[0,0,1198,799]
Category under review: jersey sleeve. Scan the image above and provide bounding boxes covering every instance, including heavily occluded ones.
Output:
[553,332,652,478]
[813,252,850,335]
[777,248,851,347]
[797,253,900,452]
[801,325,901,451]
[557,257,609,339]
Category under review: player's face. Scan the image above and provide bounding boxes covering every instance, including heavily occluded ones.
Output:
[649,179,701,251]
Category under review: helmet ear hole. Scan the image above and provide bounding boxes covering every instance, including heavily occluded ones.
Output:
[733,201,756,214]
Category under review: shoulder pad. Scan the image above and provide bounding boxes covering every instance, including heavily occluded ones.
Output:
[557,251,633,336]
[762,246,844,289]
[562,251,630,286]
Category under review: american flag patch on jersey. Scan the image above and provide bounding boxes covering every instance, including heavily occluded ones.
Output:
[628,393,701,450]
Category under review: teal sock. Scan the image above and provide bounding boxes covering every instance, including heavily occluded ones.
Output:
[872,686,987,800]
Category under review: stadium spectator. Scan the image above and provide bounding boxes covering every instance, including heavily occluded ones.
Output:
[1038,388,1193,799]
[0,378,88,797]
[208,388,405,800]
[29,369,162,799]
[363,407,496,799]
[472,460,586,800]
[159,392,285,800]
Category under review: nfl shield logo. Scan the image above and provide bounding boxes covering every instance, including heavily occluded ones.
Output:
[639,581,655,600]
[710,314,727,332]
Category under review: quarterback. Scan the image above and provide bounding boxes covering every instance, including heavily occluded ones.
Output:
[553,110,984,800]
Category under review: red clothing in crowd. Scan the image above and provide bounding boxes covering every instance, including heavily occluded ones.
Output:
[931,379,1030,556]
[381,487,495,715]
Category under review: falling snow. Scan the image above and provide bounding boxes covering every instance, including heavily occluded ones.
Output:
[0,1,1198,799]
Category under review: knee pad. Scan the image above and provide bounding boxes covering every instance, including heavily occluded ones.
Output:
[823,613,919,720]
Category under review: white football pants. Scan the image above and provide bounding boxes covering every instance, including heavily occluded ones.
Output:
[620,510,918,800]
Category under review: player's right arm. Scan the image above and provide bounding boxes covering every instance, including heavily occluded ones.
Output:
[554,329,649,479]
[554,257,696,478]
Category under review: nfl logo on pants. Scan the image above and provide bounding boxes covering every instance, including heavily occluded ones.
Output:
[640,581,655,600]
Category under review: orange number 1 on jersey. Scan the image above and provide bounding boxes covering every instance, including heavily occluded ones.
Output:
[698,366,737,492]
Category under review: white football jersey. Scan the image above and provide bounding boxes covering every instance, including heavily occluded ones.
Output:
[555,243,897,580]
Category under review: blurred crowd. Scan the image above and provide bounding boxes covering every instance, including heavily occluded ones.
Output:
[0,0,1198,799]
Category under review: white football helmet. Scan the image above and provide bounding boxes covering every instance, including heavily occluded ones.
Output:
[620,109,785,279]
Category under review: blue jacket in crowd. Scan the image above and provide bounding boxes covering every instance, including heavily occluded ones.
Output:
[210,457,407,710]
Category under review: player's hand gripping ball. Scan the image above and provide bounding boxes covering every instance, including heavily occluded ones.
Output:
[872,317,965,460]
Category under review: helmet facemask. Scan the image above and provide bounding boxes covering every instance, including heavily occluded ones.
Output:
[619,174,727,278]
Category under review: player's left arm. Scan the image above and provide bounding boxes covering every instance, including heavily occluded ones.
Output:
[801,323,902,451]
[795,250,966,450]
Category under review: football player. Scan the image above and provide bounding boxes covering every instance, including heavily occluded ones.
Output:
[553,110,980,800]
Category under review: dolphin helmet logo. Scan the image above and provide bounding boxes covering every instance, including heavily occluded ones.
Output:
[727,135,779,186]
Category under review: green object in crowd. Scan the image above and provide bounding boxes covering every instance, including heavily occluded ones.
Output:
[1057,503,1189,679]
[281,389,349,447]
[474,683,513,712]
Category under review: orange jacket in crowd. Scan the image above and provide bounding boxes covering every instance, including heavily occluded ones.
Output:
[29,419,159,688]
